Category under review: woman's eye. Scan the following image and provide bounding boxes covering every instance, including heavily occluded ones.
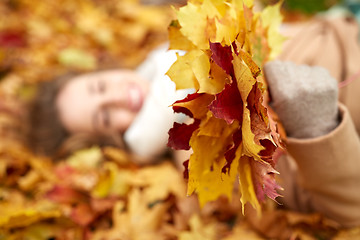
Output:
[98,80,106,93]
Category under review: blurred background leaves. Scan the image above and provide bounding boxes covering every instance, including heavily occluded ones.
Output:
[0,0,176,85]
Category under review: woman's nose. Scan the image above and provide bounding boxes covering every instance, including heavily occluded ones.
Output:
[102,92,127,108]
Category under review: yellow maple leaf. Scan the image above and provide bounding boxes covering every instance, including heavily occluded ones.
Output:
[242,107,265,160]
[238,156,261,214]
[214,2,244,45]
[233,54,256,102]
[188,114,239,205]
[166,50,201,90]
[196,156,239,207]
[191,51,214,94]
[260,1,286,59]
[175,2,209,49]
[168,20,197,51]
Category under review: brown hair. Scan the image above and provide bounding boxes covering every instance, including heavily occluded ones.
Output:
[28,72,126,159]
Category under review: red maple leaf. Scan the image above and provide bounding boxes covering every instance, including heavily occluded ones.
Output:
[210,42,234,77]
[167,119,200,150]
[209,80,243,124]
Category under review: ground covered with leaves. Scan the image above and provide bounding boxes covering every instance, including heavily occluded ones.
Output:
[1,145,358,240]
[0,0,360,239]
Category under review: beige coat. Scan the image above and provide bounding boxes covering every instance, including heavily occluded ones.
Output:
[277,17,360,227]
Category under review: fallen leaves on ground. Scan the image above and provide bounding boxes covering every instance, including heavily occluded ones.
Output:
[0,0,175,84]
[0,145,358,239]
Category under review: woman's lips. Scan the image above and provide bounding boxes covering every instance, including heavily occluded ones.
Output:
[127,84,144,112]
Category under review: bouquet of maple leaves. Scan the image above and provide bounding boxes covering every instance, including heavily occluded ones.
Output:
[167,0,285,213]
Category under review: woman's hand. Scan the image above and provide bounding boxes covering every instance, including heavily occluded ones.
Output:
[264,61,339,138]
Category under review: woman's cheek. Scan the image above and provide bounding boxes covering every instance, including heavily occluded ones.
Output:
[112,109,138,133]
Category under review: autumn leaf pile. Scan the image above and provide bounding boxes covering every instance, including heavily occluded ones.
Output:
[0,145,356,239]
[0,146,196,239]
[167,0,284,213]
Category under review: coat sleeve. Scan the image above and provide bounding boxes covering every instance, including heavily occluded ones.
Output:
[277,103,360,227]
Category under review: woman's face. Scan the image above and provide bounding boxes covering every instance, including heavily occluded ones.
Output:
[56,70,150,135]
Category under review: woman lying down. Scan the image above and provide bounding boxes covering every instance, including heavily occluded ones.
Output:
[29,17,360,228]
